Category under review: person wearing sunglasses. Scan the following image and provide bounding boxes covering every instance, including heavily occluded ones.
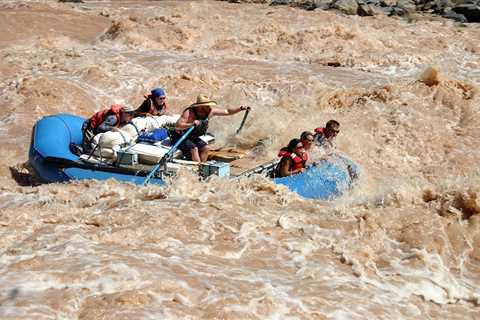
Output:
[314,119,340,148]
[300,131,315,151]
[275,138,308,177]
[135,87,170,116]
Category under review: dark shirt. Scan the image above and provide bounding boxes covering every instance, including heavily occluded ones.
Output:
[138,97,165,115]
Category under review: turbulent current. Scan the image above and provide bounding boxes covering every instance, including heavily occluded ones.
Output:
[0,1,479,319]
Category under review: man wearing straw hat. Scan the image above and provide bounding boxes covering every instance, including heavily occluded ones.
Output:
[172,94,250,162]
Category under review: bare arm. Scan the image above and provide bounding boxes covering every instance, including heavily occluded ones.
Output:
[291,166,305,175]
[210,106,250,117]
[279,157,304,177]
[278,158,292,177]
[175,110,196,130]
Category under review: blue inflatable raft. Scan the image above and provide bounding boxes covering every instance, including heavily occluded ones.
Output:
[29,114,359,200]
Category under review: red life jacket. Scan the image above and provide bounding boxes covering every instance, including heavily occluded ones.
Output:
[87,104,122,131]
[314,127,331,146]
[278,150,308,171]
[314,127,325,135]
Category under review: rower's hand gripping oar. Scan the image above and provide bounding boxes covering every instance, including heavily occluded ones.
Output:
[143,124,196,185]
[235,107,250,135]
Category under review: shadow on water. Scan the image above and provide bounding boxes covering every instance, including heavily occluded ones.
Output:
[9,163,41,187]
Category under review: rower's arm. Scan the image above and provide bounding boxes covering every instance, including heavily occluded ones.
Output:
[175,110,195,130]
[210,106,249,116]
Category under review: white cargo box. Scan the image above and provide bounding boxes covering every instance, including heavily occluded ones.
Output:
[127,143,179,165]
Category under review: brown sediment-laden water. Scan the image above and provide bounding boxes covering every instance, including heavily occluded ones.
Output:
[0,0,479,319]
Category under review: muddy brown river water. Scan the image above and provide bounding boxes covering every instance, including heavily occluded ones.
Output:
[0,1,479,319]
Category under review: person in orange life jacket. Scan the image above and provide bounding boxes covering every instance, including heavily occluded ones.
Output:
[172,94,251,162]
[81,104,136,151]
[275,138,308,177]
[136,87,169,116]
[314,120,340,147]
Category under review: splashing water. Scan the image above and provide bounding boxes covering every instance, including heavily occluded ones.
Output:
[0,1,479,319]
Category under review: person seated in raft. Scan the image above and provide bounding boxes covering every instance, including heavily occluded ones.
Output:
[275,138,308,178]
[300,130,316,165]
[300,131,315,152]
[314,119,340,148]
[82,104,136,152]
[172,94,250,163]
[135,87,170,116]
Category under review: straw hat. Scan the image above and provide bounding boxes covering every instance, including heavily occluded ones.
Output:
[190,95,217,108]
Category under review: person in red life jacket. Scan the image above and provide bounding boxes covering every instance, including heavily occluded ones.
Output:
[81,104,136,152]
[300,131,315,151]
[172,94,251,162]
[314,120,340,147]
[299,131,316,166]
[275,138,308,177]
[136,87,169,116]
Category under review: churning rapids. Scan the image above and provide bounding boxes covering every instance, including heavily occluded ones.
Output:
[0,0,479,319]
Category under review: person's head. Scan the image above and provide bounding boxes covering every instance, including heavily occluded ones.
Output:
[191,94,217,118]
[120,106,135,122]
[151,87,167,109]
[325,120,340,139]
[287,138,305,156]
[300,131,314,150]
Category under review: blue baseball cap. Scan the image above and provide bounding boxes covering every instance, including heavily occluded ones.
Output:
[151,87,166,98]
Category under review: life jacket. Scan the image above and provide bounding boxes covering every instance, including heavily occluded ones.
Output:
[278,150,308,171]
[140,94,165,115]
[87,104,122,133]
[314,127,328,146]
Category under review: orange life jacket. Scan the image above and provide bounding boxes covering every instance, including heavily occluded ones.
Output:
[87,104,122,132]
[278,150,308,171]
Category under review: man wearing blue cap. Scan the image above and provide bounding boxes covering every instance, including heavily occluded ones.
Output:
[136,87,169,116]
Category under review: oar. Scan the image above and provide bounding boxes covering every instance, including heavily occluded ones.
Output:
[143,125,195,185]
[235,109,250,134]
